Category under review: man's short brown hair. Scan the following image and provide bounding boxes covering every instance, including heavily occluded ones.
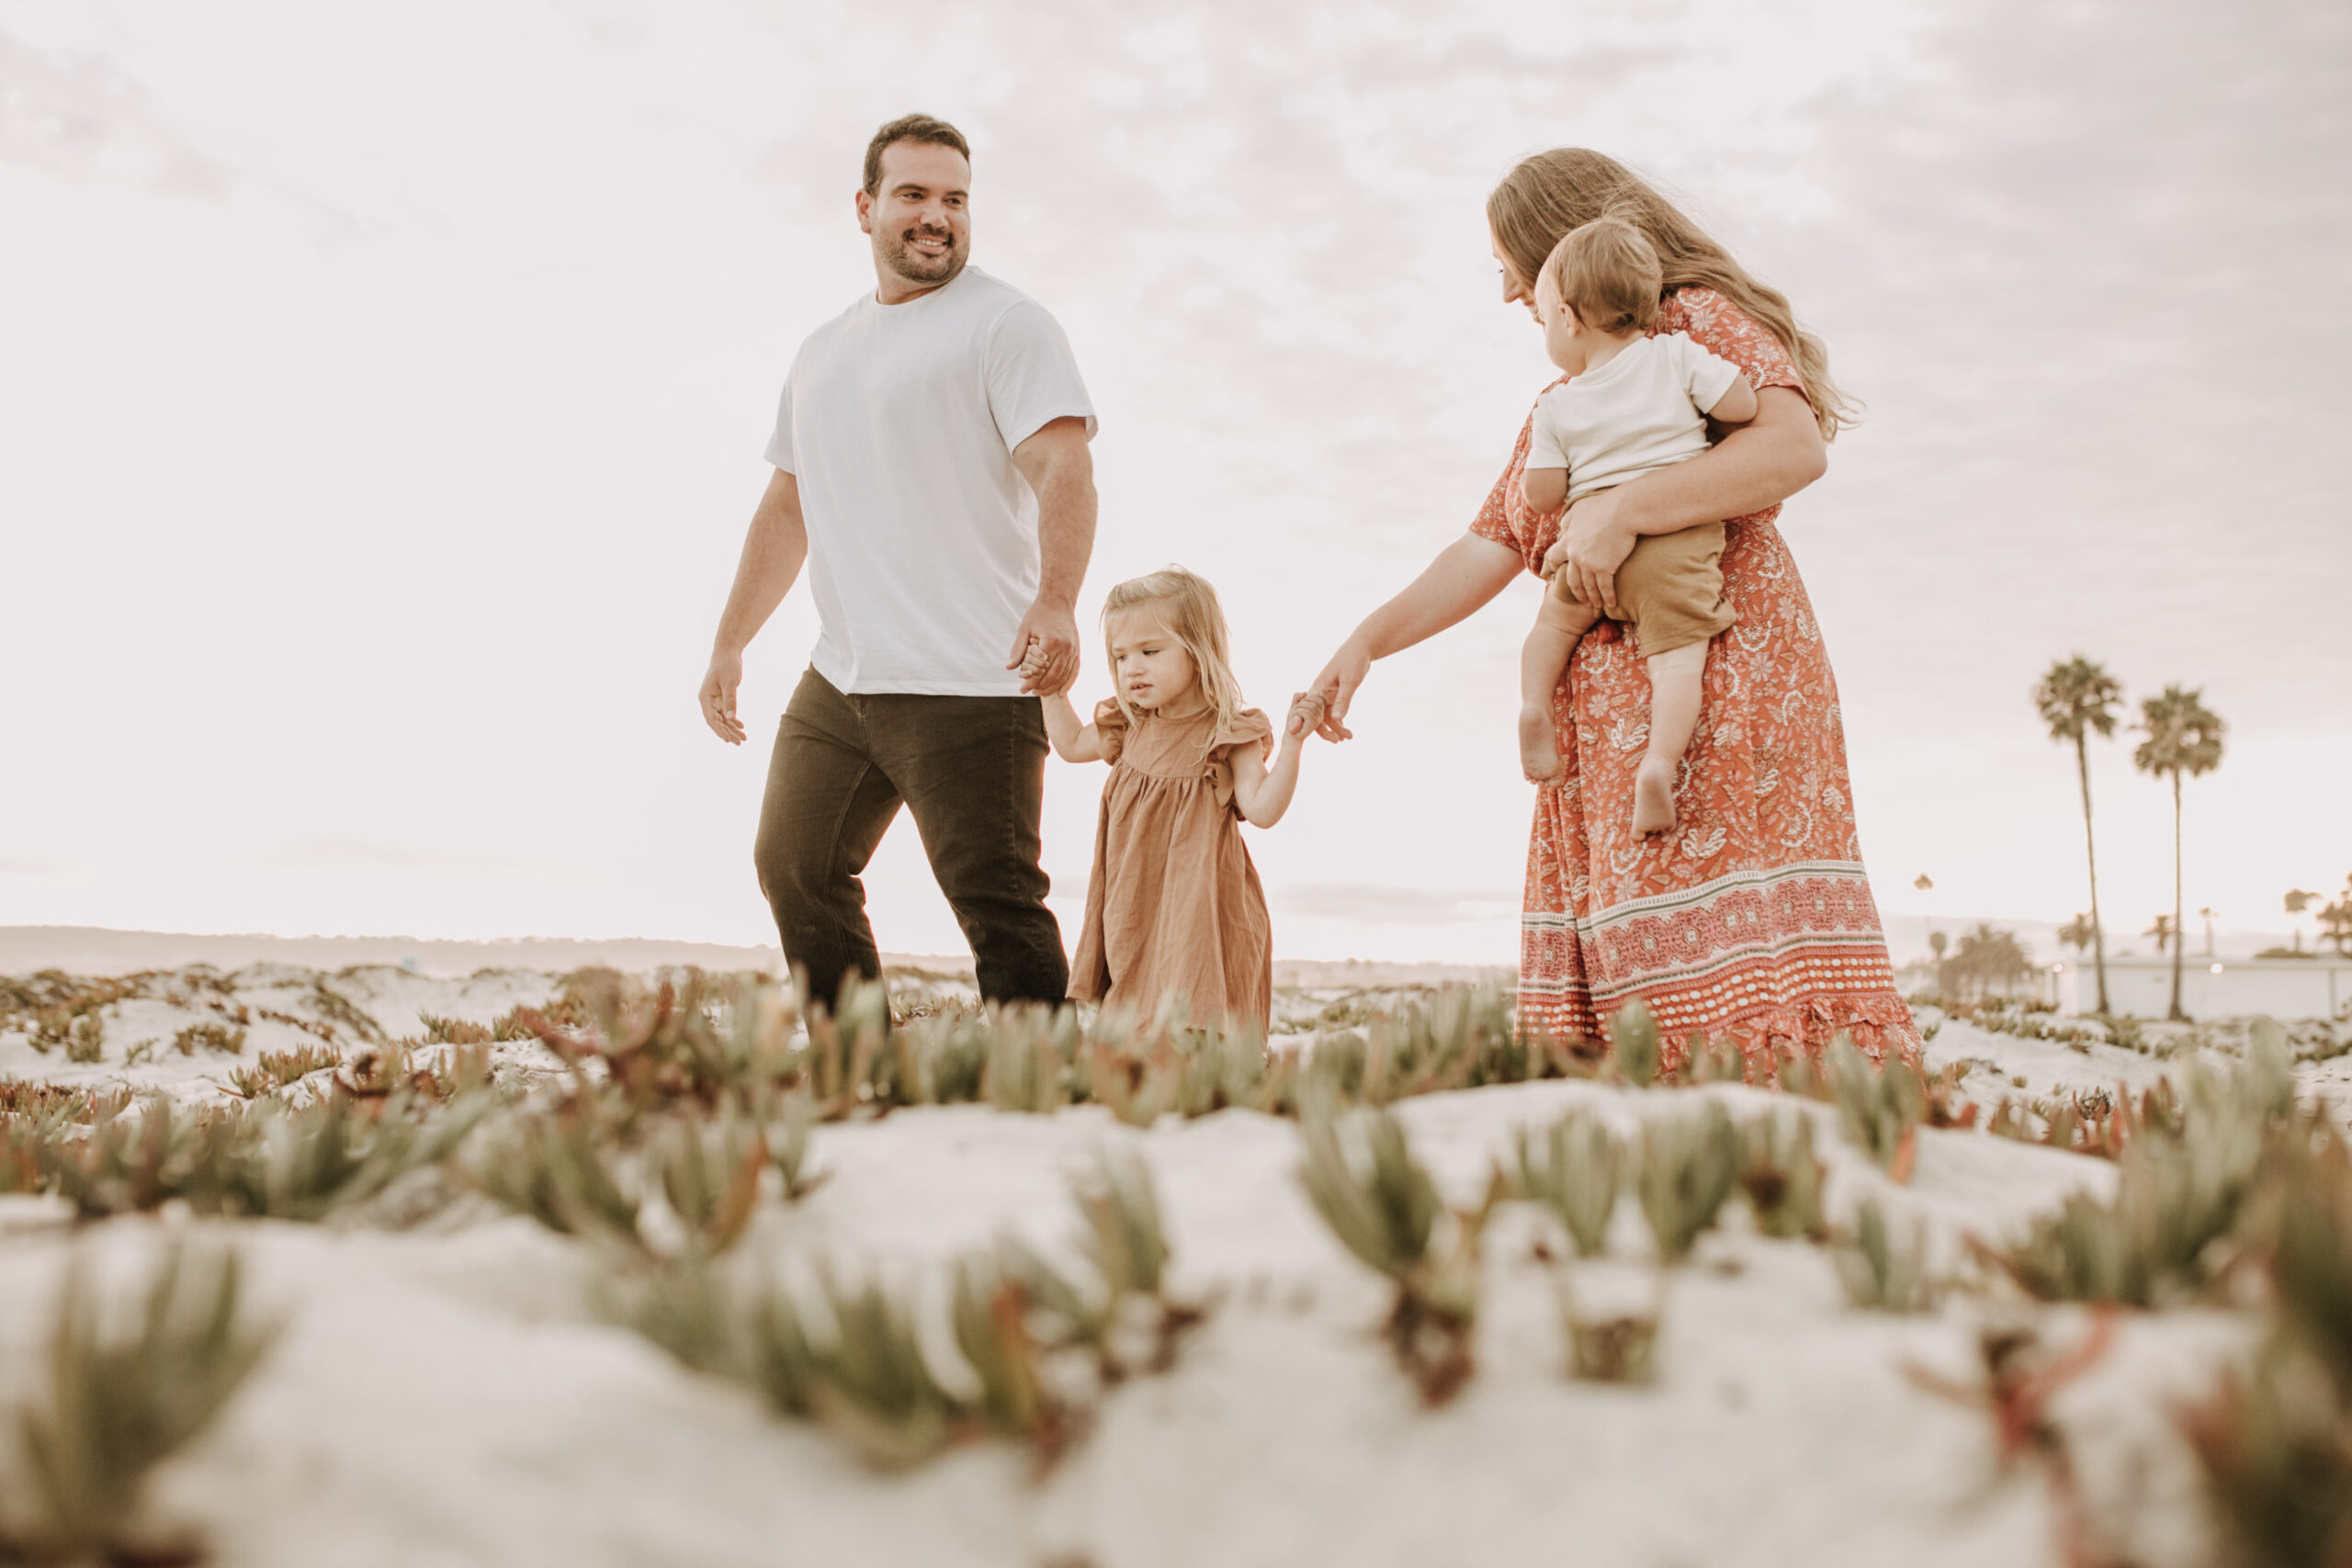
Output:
[862,114,971,196]
[1542,215,1663,335]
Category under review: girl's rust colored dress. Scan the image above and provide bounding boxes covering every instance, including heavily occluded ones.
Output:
[1069,700,1275,1031]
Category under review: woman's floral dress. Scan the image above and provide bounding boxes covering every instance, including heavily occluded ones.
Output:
[1471,287,1921,1066]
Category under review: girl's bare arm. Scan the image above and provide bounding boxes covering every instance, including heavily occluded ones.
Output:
[1041,694,1103,763]
[1231,694,1324,828]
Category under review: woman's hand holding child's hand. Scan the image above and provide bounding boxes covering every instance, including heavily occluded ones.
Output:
[1285,690,1328,742]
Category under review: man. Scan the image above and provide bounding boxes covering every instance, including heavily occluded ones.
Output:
[698,113,1097,1011]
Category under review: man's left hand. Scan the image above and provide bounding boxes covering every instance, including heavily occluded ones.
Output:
[1008,598,1080,694]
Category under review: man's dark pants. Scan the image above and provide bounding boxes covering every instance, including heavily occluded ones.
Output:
[754,668,1068,1011]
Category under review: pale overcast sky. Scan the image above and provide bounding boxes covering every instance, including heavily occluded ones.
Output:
[2,0,2346,964]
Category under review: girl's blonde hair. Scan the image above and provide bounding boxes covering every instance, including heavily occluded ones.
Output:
[1102,566,1243,747]
[1488,148,1856,441]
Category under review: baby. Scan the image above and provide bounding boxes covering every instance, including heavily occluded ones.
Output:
[1517,215,1758,836]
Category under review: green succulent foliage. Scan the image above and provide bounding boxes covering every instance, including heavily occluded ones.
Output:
[1832,1197,1939,1312]
[614,1254,743,1377]
[2180,1341,2352,1568]
[651,1111,769,1257]
[758,1266,958,1469]
[467,1107,645,1247]
[1295,1100,1486,1402]
[1609,1002,1662,1089]
[1738,1111,1829,1241]
[761,1090,823,1201]
[2268,1126,2352,1400]
[1512,1108,1623,1258]
[979,1004,1078,1113]
[27,1089,487,1221]
[1298,1102,1440,1280]
[950,1258,1052,1441]
[17,1237,277,1556]
[2180,1115,2352,1568]
[1635,1100,1739,1262]
[1825,1033,1924,1171]
[1995,1030,2294,1306]
[1355,985,1521,1102]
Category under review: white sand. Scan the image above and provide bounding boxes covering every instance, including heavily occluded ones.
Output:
[1,967,2340,1567]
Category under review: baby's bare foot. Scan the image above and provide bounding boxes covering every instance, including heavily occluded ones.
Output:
[1632,758,1678,836]
[1519,702,1562,783]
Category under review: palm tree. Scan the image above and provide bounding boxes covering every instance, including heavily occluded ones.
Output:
[2319,878,2352,957]
[2133,685,2226,1021]
[1952,923,2034,1000]
[2058,913,2096,954]
[2144,913,2177,953]
[2034,657,2122,1013]
[2198,906,2218,956]
[2285,888,2323,953]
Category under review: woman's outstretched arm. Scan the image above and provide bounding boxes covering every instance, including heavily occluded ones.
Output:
[1548,386,1825,612]
[1298,533,1524,741]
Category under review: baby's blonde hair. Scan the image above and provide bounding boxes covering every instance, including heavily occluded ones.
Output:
[1540,213,1661,336]
[1102,566,1244,748]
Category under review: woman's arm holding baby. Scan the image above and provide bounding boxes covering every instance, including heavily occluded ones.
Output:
[1230,694,1325,828]
[1041,694,1104,763]
[1549,384,1821,613]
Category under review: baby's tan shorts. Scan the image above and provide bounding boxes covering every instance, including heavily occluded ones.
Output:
[1549,522,1736,657]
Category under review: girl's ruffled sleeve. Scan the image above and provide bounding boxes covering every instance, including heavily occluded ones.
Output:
[1091,699,1130,764]
[1206,708,1274,813]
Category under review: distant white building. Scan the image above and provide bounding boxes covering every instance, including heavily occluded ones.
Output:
[2046,955,2351,1021]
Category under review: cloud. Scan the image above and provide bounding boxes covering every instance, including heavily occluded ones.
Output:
[0,25,238,198]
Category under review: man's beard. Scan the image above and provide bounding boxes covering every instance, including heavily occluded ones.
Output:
[880,226,966,285]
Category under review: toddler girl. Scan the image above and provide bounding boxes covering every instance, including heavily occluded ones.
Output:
[1517,215,1758,835]
[1037,567,1320,1032]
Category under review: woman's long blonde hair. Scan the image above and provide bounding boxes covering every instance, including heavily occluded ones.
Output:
[1102,567,1244,748]
[1488,148,1855,441]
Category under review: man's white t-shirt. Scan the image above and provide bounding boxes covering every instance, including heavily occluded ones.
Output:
[1524,331,1743,507]
[765,266,1096,697]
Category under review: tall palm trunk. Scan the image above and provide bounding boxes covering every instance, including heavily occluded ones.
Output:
[2074,734,2109,1013]
[2168,769,2186,1021]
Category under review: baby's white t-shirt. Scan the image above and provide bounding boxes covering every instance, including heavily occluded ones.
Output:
[1524,332,1744,506]
[765,266,1096,697]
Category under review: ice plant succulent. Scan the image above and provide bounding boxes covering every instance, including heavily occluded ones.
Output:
[12,1237,277,1562]
[1737,1109,1828,1241]
[1832,1197,1939,1312]
[1511,1107,1623,1258]
[1296,1100,1489,1404]
[1825,1032,1923,1179]
[1635,1100,1739,1263]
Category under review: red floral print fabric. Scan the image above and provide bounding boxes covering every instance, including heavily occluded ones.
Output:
[1470,287,1921,1067]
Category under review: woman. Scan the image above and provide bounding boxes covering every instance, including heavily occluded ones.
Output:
[1301,149,1919,1067]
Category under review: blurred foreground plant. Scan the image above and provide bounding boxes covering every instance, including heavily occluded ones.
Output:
[1984,1025,2294,1307]
[1510,1107,1622,1258]
[1296,1100,1491,1404]
[609,1147,1197,1470]
[1634,1100,1739,1263]
[6,1235,277,1564]
[24,1088,489,1222]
